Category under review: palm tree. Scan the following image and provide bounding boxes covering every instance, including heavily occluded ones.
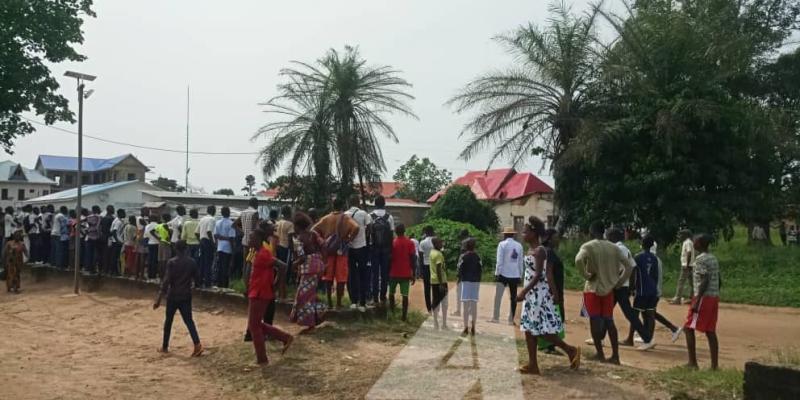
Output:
[254,46,416,207]
[448,2,600,197]
[242,174,256,196]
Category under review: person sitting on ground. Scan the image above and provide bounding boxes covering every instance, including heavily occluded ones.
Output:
[517,216,580,374]
[429,237,449,330]
[247,228,293,364]
[458,238,482,336]
[684,233,721,370]
[388,223,416,322]
[154,240,203,357]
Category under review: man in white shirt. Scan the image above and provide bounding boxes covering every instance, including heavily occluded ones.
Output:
[607,228,656,350]
[368,195,395,305]
[345,195,372,312]
[670,229,695,305]
[195,206,217,288]
[50,206,65,269]
[109,209,127,276]
[417,226,435,313]
[168,205,186,245]
[145,216,160,280]
[491,227,524,324]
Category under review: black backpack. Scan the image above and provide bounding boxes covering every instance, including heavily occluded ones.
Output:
[370,212,393,250]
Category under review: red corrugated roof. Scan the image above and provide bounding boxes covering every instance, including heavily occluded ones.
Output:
[375,182,401,198]
[427,168,553,203]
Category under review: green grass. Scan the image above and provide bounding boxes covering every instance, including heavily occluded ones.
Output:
[764,347,800,367]
[652,366,743,400]
[558,226,800,308]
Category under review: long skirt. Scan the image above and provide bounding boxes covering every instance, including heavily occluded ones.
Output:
[290,254,326,328]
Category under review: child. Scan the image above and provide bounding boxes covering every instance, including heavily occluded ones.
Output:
[457,238,481,335]
[429,237,448,329]
[4,231,27,293]
[388,224,416,321]
[632,236,660,350]
[684,233,721,370]
[124,215,138,277]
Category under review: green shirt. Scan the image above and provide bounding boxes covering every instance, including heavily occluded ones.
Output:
[180,218,200,245]
[693,252,720,297]
[429,249,447,284]
[575,239,635,296]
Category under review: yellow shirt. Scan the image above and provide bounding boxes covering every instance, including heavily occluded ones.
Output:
[246,241,273,263]
[429,249,447,284]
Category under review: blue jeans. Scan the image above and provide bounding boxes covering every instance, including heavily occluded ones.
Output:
[162,298,200,350]
[188,244,199,263]
[371,249,391,302]
[348,246,370,307]
[199,239,215,287]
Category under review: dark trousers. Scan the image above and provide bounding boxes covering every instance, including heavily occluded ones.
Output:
[216,251,231,288]
[58,240,69,269]
[109,242,122,275]
[348,246,370,306]
[162,298,200,350]
[421,264,432,312]
[248,298,291,364]
[29,233,40,262]
[84,239,101,273]
[188,245,199,263]
[276,245,292,285]
[370,249,391,302]
[41,232,51,263]
[614,286,652,343]
[51,237,60,267]
[147,244,159,279]
[199,239,214,287]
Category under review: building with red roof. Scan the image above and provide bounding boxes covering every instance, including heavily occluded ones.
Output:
[428,168,555,232]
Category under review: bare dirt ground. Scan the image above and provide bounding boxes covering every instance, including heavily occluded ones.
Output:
[1,273,796,399]
[408,283,800,371]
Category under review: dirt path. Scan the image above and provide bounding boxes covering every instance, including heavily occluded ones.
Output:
[1,274,668,400]
[407,282,800,370]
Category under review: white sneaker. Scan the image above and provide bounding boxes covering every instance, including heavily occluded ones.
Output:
[350,304,358,310]
[634,334,644,344]
[358,306,367,313]
[637,341,657,351]
[584,338,595,345]
[671,327,683,343]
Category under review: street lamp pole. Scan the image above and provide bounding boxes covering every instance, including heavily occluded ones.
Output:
[64,71,96,295]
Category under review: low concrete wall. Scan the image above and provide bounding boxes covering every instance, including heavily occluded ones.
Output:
[22,265,387,322]
[744,361,800,400]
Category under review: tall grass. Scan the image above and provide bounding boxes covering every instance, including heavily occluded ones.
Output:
[558,226,800,307]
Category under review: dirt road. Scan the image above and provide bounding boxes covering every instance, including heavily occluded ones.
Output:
[2,272,797,399]
[408,282,800,370]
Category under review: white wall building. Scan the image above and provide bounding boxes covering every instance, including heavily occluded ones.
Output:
[0,160,56,209]
[25,180,158,212]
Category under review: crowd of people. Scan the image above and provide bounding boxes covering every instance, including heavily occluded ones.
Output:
[1,196,722,372]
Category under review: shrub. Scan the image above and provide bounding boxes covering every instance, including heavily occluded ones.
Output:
[408,218,499,280]
[425,185,499,232]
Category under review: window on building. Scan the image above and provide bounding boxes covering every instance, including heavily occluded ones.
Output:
[82,173,89,183]
[42,190,49,196]
[127,173,136,181]
[29,188,35,193]
[113,172,118,181]
[1,189,7,200]
[18,189,25,201]
[513,216,525,237]
[65,174,73,184]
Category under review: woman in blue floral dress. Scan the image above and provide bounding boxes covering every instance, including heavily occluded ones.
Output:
[516,216,580,374]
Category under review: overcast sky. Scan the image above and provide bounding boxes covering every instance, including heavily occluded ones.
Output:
[13,0,611,193]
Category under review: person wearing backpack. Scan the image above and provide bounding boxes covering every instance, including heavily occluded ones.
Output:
[369,196,395,306]
[312,197,358,309]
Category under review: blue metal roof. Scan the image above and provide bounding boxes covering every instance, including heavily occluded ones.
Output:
[37,154,132,172]
[28,180,138,202]
[0,160,55,184]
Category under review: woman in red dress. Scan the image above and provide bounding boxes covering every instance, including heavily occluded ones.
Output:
[246,228,293,365]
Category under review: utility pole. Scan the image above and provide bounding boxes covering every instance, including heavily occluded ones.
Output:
[185,85,190,191]
[64,71,97,295]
